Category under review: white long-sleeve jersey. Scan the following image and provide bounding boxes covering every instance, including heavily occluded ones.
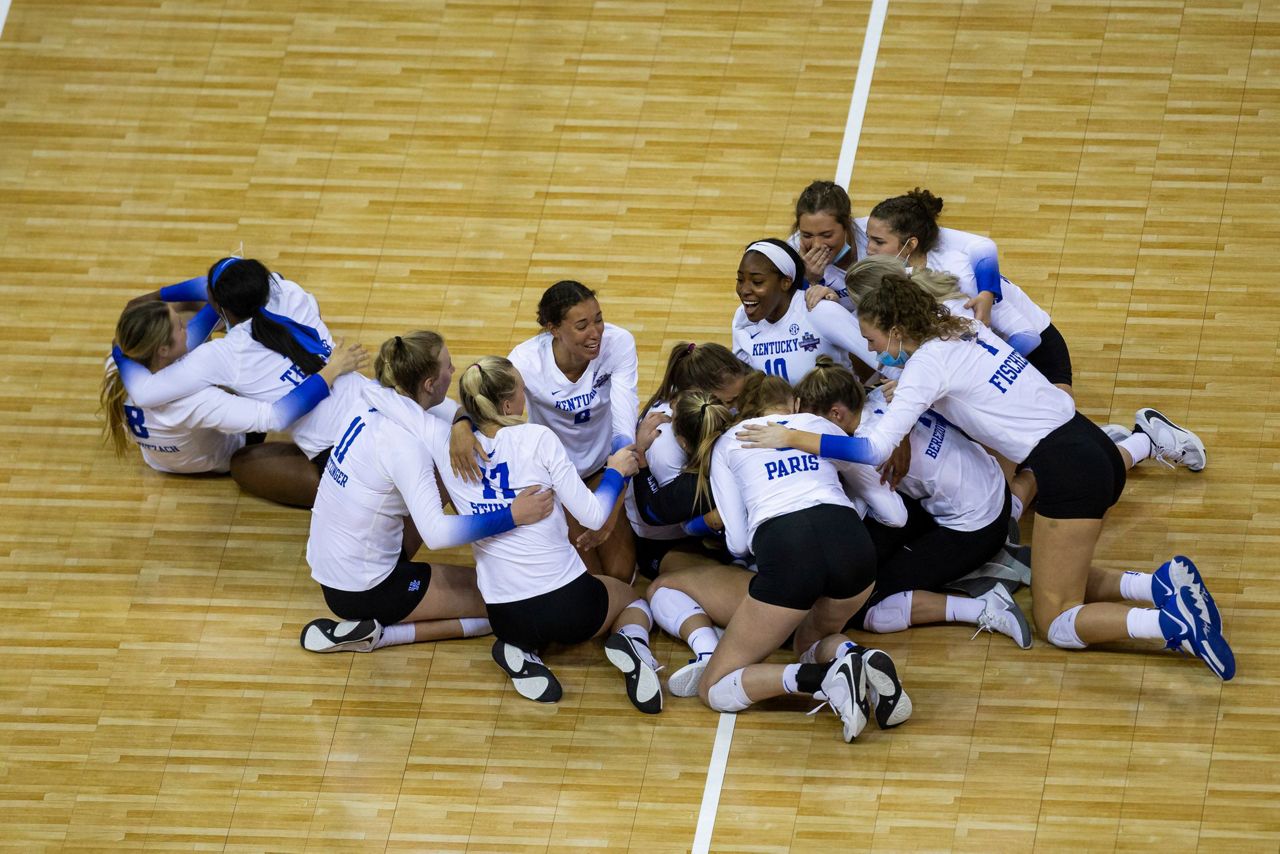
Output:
[625,402,687,541]
[860,388,1005,532]
[364,385,625,604]
[825,326,1075,467]
[307,397,515,592]
[732,291,879,384]
[111,274,358,457]
[712,412,905,559]
[508,323,639,477]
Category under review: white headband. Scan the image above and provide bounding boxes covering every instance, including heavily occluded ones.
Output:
[746,241,797,282]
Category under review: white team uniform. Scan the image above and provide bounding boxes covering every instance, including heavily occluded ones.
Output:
[307,396,506,593]
[786,233,857,312]
[853,325,1075,466]
[362,385,620,605]
[508,323,639,477]
[625,401,686,541]
[711,412,906,559]
[861,388,1006,531]
[732,291,880,384]
[112,274,370,458]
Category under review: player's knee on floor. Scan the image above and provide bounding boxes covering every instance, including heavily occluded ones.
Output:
[864,591,912,634]
[705,668,751,712]
[1046,604,1087,649]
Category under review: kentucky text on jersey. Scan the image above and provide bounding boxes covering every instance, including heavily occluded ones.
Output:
[751,333,820,357]
[987,348,1031,394]
[765,453,821,480]
[555,390,597,412]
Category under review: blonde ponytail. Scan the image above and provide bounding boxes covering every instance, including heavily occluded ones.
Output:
[99,302,174,456]
[671,389,735,510]
[375,331,444,397]
[459,356,524,430]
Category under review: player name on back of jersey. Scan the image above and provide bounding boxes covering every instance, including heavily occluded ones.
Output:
[765,452,821,481]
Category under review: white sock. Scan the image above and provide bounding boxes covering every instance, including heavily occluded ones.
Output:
[1010,493,1025,522]
[945,596,986,624]
[1118,432,1152,467]
[1126,607,1164,640]
[373,622,416,649]
[687,626,719,658]
[459,617,491,638]
[1119,571,1155,604]
[619,623,659,671]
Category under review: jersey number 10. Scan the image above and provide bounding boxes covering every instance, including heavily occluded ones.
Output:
[763,358,789,381]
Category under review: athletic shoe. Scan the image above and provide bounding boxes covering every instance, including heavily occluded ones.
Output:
[861,648,912,728]
[300,618,382,653]
[972,586,1034,650]
[811,650,868,742]
[604,633,663,714]
[668,651,713,698]
[491,639,563,703]
[1134,408,1207,472]
[1152,555,1221,631]
[1159,588,1235,681]
[1102,423,1132,443]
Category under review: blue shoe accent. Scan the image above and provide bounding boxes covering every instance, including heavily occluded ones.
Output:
[1160,588,1235,681]
[1152,555,1221,630]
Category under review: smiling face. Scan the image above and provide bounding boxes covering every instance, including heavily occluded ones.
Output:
[865,216,915,259]
[548,297,604,365]
[797,212,849,259]
[736,251,793,324]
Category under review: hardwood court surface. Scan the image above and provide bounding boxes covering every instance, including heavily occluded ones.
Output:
[1,0,1278,850]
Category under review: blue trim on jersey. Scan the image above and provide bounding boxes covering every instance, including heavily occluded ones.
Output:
[258,307,330,358]
[1007,330,1042,356]
[610,434,632,454]
[272,374,330,427]
[973,253,1003,301]
[595,468,627,508]
[111,344,152,387]
[818,432,876,465]
[185,304,220,351]
[462,505,516,540]
[682,515,714,537]
[159,276,208,303]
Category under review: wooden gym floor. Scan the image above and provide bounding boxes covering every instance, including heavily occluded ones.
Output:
[1,0,1278,850]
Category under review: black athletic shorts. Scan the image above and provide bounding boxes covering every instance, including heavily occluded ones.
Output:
[749,504,877,611]
[321,557,431,626]
[634,535,731,580]
[1020,412,1126,520]
[1026,322,1073,387]
[486,571,610,652]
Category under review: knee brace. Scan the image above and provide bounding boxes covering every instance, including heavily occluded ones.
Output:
[1047,604,1087,649]
[864,591,913,634]
[626,597,653,629]
[706,668,752,712]
[648,586,705,636]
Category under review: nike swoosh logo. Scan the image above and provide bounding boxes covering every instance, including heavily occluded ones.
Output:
[749,330,763,339]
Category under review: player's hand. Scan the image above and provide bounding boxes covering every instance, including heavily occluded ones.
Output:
[319,339,369,386]
[636,411,671,453]
[735,421,793,450]
[606,445,640,478]
[878,379,897,403]
[511,486,554,526]
[804,284,838,310]
[963,290,996,326]
[450,419,487,483]
[878,434,912,488]
[801,242,833,285]
[575,517,615,552]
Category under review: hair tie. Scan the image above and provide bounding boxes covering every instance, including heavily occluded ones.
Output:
[394,335,403,347]
[470,362,485,376]
[686,343,696,354]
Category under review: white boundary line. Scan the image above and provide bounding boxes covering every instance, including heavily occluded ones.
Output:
[689,3,888,850]
[835,0,890,189]
[0,0,12,40]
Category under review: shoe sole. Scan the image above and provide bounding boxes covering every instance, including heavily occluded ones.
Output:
[862,650,911,728]
[604,635,663,714]
[1169,592,1235,681]
[491,641,563,702]
[667,660,707,698]
[300,619,380,653]
[988,587,1034,650]
[1137,409,1207,472]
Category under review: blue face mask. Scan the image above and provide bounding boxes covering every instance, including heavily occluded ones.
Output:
[877,333,908,368]
[833,242,852,264]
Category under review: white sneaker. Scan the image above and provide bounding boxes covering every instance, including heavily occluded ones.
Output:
[667,652,712,698]
[972,586,1033,649]
[1135,408,1206,472]
[300,618,382,653]
[1102,423,1132,443]
[811,650,868,743]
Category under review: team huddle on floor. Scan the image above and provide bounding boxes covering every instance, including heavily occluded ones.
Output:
[101,181,1234,742]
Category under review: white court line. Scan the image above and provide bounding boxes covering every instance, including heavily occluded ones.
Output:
[0,0,11,40]
[691,712,736,854]
[689,3,889,851]
[835,0,890,190]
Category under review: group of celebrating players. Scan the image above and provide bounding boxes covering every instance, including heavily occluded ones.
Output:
[101,180,1232,742]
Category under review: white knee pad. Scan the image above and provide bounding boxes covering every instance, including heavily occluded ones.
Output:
[1047,604,1087,649]
[648,587,705,636]
[626,597,653,629]
[864,591,913,634]
[706,668,752,712]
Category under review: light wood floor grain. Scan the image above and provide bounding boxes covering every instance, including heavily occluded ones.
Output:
[1,0,1277,850]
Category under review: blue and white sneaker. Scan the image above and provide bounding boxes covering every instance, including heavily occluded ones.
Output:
[1159,588,1235,681]
[1135,408,1207,472]
[668,651,713,698]
[1152,555,1221,631]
